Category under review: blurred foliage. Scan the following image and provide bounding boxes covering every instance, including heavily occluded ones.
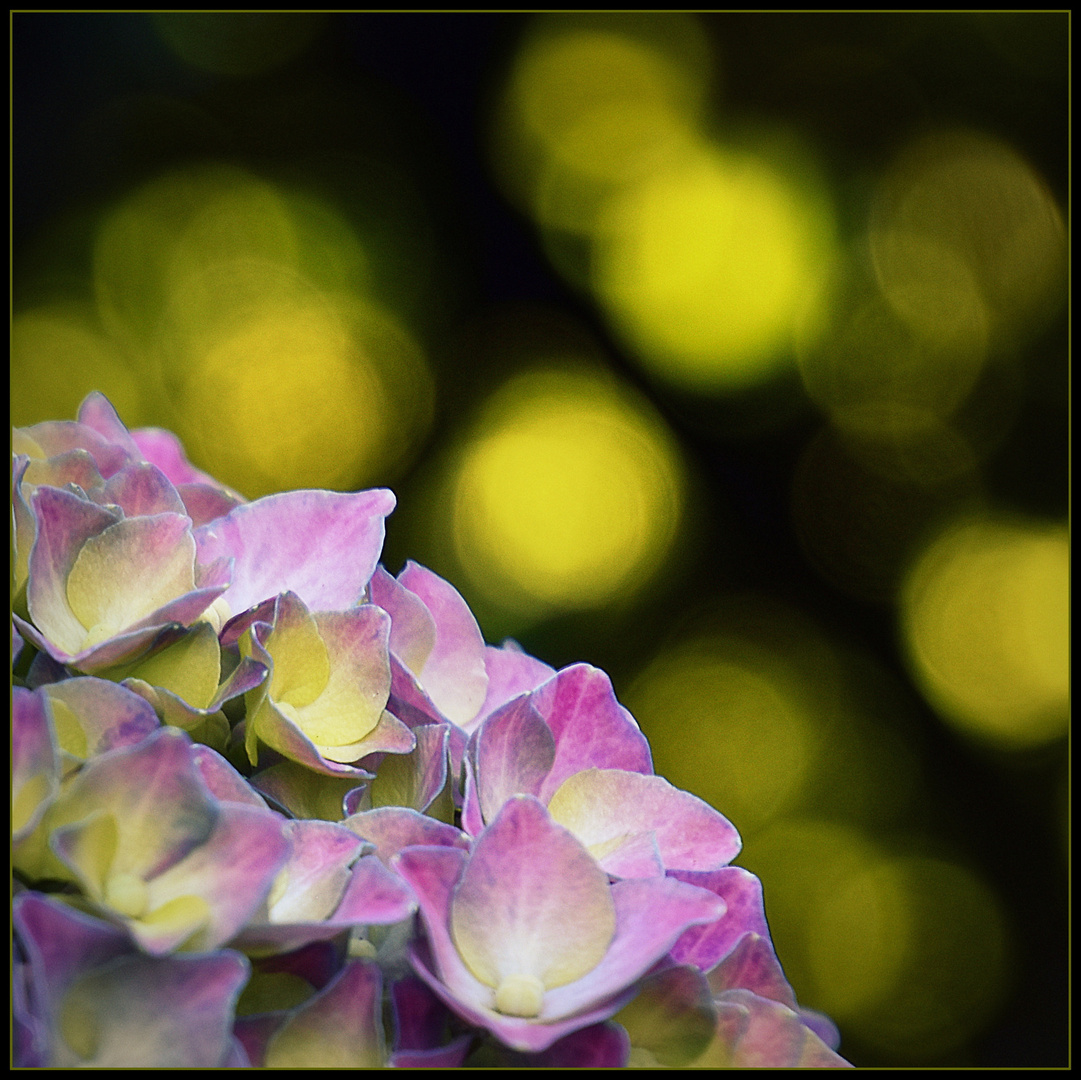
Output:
[12,11,1067,1067]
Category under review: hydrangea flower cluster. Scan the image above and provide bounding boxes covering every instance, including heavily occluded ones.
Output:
[12,394,851,1068]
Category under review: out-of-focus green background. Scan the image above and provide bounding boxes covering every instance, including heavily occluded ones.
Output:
[12,13,1067,1067]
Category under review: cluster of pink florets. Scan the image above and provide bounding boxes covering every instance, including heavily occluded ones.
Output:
[13,394,849,1067]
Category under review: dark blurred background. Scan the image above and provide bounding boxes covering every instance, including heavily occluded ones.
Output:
[12,13,1068,1067]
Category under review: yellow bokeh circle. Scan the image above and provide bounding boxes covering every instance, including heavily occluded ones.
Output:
[593,145,834,392]
[901,514,1068,748]
[451,365,684,616]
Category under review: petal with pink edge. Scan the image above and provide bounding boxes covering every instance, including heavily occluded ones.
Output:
[13,687,60,842]
[532,664,653,800]
[466,695,555,830]
[667,866,773,974]
[450,796,615,1012]
[195,487,395,619]
[706,989,853,1067]
[476,640,555,729]
[14,891,249,1068]
[138,803,291,953]
[396,561,489,728]
[56,947,249,1067]
[131,425,239,493]
[547,768,742,874]
[264,960,385,1068]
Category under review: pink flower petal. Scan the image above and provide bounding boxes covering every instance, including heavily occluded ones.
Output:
[195,488,395,618]
[370,564,436,677]
[13,687,60,842]
[100,463,187,517]
[711,989,853,1067]
[476,641,555,730]
[668,867,774,974]
[542,876,726,1020]
[396,561,488,728]
[27,486,120,657]
[344,806,470,867]
[532,665,653,801]
[464,695,555,831]
[450,796,616,998]
[131,425,235,492]
[547,768,742,874]
[77,392,142,462]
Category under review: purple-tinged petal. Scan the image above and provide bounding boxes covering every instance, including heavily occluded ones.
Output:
[344,806,471,867]
[253,939,343,991]
[54,949,250,1067]
[49,727,217,887]
[26,486,121,657]
[513,1020,631,1067]
[13,686,60,842]
[393,846,485,1002]
[139,802,291,953]
[590,830,665,880]
[541,876,726,1020]
[195,488,395,618]
[532,664,653,801]
[386,653,448,725]
[13,452,66,595]
[13,892,251,1067]
[23,646,71,688]
[706,932,798,1009]
[17,614,177,676]
[192,744,270,808]
[131,425,238,493]
[100,462,187,517]
[406,932,639,1054]
[394,801,726,1054]
[267,819,367,925]
[64,513,197,645]
[547,768,742,874]
[800,1006,843,1051]
[175,482,245,528]
[390,1039,475,1069]
[251,702,412,779]
[244,596,409,775]
[42,727,288,954]
[370,563,436,675]
[395,561,489,728]
[231,850,416,959]
[16,410,134,479]
[77,391,143,461]
[450,796,616,1007]
[708,989,853,1067]
[13,893,138,1064]
[24,486,229,672]
[23,446,109,496]
[476,640,555,727]
[14,892,131,1002]
[332,852,419,924]
[464,695,555,832]
[234,1013,286,1068]
[389,976,474,1067]
[668,867,773,973]
[264,959,385,1067]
